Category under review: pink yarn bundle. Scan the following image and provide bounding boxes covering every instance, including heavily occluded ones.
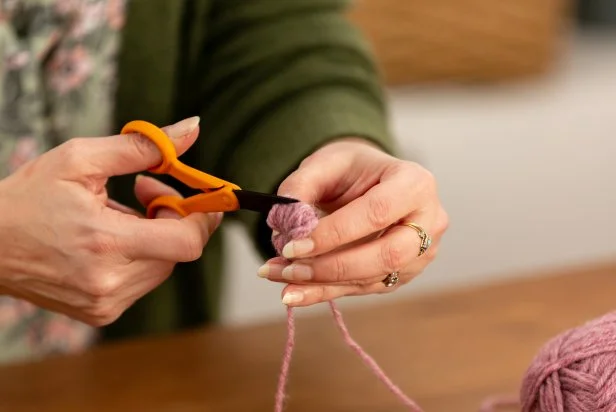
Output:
[266,202,424,412]
[483,311,616,412]
[266,202,616,412]
[520,311,616,411]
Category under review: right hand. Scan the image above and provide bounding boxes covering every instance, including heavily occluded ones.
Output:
[0,117,222,326]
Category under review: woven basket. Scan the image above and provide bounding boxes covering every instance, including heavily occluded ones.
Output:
[347,0,572,85]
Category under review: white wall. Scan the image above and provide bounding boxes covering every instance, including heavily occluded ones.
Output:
[218,29,616,326]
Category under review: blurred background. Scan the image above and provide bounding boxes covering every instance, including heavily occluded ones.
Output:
[219,0,616,326]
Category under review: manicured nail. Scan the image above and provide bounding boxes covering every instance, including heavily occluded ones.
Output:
[257,263,270,278]
[212,212,223,227]
[282,291,304,305]
[282,264,313,281]
[282,239,314,259]
[169,116,200,138]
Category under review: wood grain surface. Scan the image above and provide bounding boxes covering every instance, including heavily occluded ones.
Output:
[0,261,614,412]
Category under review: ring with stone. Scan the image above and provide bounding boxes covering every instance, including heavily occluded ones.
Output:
[382,272,399,287]
[399,221,432,257]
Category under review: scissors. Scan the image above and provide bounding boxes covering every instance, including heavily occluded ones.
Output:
[121,120,299,219]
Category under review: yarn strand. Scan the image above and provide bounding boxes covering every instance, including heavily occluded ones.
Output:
[328,300,425,412]
[274,306,295,412]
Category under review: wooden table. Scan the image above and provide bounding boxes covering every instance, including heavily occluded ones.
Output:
[1,262,615,412]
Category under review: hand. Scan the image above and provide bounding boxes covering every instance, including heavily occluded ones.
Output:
[258,138,448,306]
[0,117,222,326]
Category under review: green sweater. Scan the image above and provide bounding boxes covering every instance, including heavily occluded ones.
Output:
[103,0,395,342]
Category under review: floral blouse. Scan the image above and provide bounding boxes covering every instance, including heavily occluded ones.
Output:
[0,0,126,364]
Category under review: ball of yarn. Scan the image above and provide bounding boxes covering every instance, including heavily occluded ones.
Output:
[267,202,319,254]
[519,311,616,412]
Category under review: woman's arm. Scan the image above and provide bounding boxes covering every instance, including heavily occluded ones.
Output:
[182,0,396,258]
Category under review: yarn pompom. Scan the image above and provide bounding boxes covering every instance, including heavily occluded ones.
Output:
[267,202,319,255]
[518,311,616,412]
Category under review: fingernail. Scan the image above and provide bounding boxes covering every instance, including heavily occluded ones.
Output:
[207,212,224,234]
[135,174,145,182]
[282,291,304,305]
[213,212,223,227]
[282,239,314,259]
[257,263,270,278]
[282,264,313,281]
[168,116,200,138]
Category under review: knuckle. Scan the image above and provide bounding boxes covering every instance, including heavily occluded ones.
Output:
[298,151,323,169]
[314,285,330,303]
[380,239,405,273]
[323,220,346,250]
[330,256,348,283]
[436,209,450,235]
[88,309,121,327]
[418,165,436,186]
[400,161,436,193]
[85,232,118,256]
[84,300,118,326]
[84,275,120,299]
[366,196,393,229]
[60,139,87,169]
[129,133,156,160]
[181,232,204,261]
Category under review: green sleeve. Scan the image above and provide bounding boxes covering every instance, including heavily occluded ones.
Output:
[183,0,397,259]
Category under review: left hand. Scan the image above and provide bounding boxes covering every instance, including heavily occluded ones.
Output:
[257,138,448,307]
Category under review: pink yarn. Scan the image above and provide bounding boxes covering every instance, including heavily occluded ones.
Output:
[519,311,616,412]
[267,202,319,253]
[480,312,616,412]
[274,306,295,412]
[267,202,424,412]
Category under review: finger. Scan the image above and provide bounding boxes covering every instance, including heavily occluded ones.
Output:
[279,280,404,307]
[281,164,431,259]
[120,212,222,262]
[262,221,437,285]
[106,199,143,217]
[133,174,224,224]
[60,116,201,179]
[113,259,176,311]
[276,147,355,205]
[133,174,183,219]
[133,174,182,208]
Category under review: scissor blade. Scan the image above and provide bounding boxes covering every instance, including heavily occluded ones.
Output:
[233,189,299,214]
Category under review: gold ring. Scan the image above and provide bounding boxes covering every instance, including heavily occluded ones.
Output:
[399,222,432,257]
[382,272,399,287]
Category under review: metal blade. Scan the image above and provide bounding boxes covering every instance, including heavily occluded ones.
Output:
[233,189,299,214]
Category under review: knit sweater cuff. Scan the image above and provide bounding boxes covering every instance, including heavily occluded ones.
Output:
[224,88,396,259]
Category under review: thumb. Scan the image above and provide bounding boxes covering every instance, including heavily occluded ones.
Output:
[69,116,201,178]
[277,151,352,205]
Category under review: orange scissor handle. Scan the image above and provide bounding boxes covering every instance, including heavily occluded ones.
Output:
[145,188,239,218]
[120,120,241,218]
[120,120,240,191]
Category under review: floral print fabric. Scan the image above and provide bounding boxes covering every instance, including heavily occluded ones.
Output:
[0,0,126,364]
